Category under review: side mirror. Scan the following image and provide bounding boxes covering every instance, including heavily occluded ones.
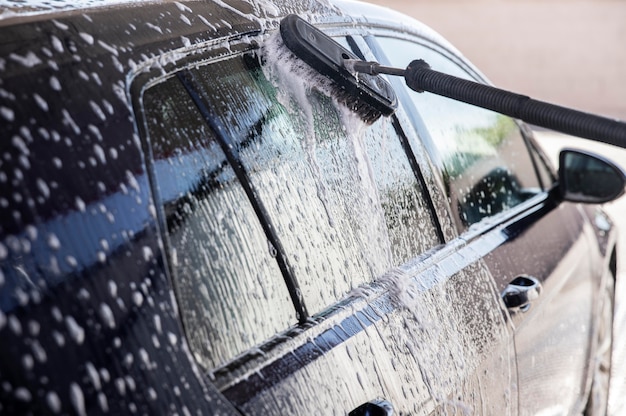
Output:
[559,148,626,203]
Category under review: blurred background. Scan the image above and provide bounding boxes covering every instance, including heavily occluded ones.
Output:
[363,0,626,119]
[363,0,626,413]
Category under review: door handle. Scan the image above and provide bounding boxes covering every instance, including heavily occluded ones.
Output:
[502,275,542,312]
[349,399,394,416]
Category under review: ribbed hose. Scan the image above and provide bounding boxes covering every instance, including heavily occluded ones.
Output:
[405,59,626,148]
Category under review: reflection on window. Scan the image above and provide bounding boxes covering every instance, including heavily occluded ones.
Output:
[376,37,542,230]
[143,77,295,370]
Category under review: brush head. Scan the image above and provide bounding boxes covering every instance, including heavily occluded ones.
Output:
[279,14,397,124]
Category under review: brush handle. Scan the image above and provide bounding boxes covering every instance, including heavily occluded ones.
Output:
[345,59,406,77]
[405,59,626,148]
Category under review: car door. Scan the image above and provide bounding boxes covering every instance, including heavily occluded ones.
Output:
[370,32,600,414]
[135,25,517,415]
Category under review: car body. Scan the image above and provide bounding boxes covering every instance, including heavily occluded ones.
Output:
[0,0,619,414]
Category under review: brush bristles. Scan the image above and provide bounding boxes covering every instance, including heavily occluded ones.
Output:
[276,15,397,124]
[336,90,384,124]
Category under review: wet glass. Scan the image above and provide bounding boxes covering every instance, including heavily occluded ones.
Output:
[143,76,296,370]
[376,37,542,230]
[189,50,440,315]
[142,37,442,371]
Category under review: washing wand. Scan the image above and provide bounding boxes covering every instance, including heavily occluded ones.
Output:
[279,14,626,147]
[345,58,626,149]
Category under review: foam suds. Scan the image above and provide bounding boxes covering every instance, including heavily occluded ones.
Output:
[260,31,343,226]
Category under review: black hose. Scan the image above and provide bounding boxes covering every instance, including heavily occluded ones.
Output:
[404,59,626,148]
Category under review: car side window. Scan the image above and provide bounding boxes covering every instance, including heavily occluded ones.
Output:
[186,49,441,315]
[375,36,543,230]
[143,76,296,371]
[141,41,442,371]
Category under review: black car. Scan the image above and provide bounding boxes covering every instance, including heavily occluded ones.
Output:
[0,0,622,414]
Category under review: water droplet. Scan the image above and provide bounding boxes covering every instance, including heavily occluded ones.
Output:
[79,32,94,45]
[132,291,144,307]
[22,354,34,370]
[99,303,115,329]
[268,241,277,257]
[98,392,109,412]
[0,106,14,122]
[70,383,86,416]
[14,387,32,402]
[10,51,42,68]
[153,314,162,334]
[65,316,85,345]
[93,144,106,164]
[34,93,49,111]
[142,246,153,262]
[9,315,22,335]
[47,233,60,250]
[37,178,50,199]
[46,391,61,414]
[86,362,102,390]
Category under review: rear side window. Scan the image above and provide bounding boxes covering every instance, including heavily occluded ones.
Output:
[141,41,440,370]
[375,37,542,230]
[143,77,296,370]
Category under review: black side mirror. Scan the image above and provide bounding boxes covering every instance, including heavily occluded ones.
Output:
[559,148,626,203]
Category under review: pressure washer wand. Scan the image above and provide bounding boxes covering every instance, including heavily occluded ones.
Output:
[347,59,626,149]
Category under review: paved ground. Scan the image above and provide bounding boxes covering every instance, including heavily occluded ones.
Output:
[363,0,626,413]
